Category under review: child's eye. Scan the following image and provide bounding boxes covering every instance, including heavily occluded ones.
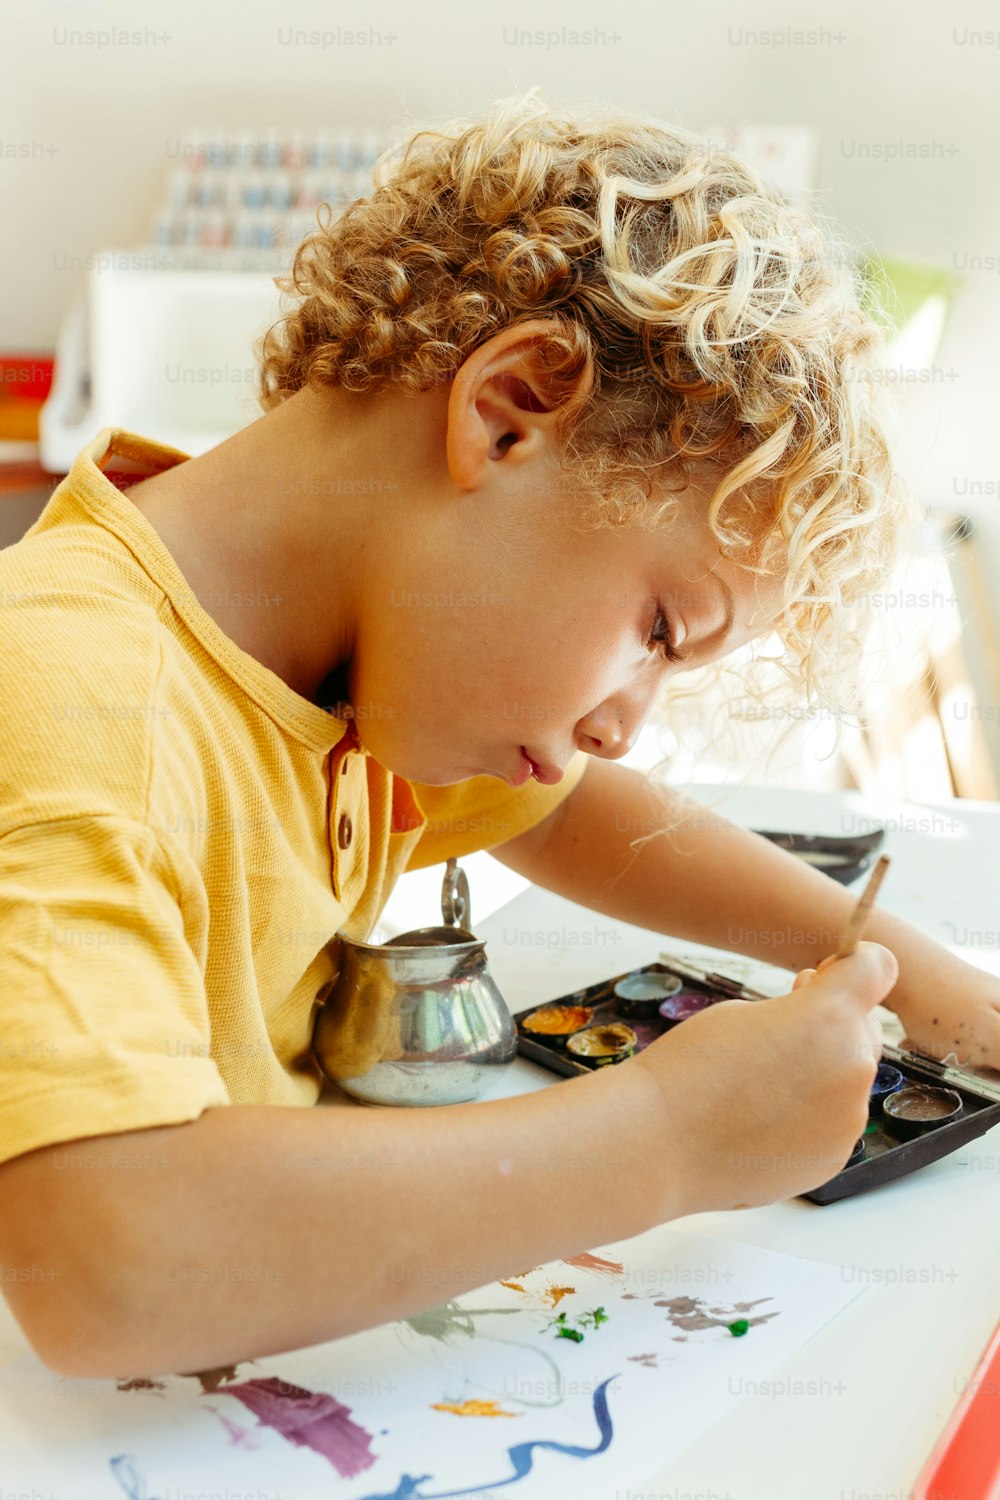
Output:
[647,605,684,664]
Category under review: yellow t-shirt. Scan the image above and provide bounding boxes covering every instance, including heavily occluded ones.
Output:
[0,428,588,1166]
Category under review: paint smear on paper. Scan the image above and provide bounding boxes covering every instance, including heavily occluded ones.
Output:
[628,1352,659,1367]
[220,1376,377,1479]
[562,1252,623,1278]
[404,1300,523,1344]
[654,1295,778,1335]
[499,1280,525,1293]
[110,1454,161,1499]
[548,1306,608,1343]
[207,1405,263,1449]
[430,1399,521,1418]
[398,1299,568,1409]
[544,1285,576,1308]
[187,1363,242,1393]
[116,1377,166,1393]
[356,1375,618,1500]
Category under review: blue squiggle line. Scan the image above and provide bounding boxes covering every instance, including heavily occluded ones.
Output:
[357,1374,618,1500]
[110,1453,164,1500]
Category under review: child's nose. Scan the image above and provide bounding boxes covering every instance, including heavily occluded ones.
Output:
[574,695,646,759]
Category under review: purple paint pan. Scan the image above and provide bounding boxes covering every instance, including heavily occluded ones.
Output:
[657,992,724,1026]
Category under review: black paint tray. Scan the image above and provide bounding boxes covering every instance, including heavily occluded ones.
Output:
[513,952,1000,1205]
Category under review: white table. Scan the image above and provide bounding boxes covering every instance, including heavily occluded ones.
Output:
[472,783,1000,1500]
[2,784,995,1496]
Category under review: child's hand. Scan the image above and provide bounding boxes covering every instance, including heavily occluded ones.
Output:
[797,920,1000,1071]
[632,941,897,1216]
[888,962,1000,1071]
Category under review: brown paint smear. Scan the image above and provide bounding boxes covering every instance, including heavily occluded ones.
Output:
[188,1364,242,1393]
[562,1252,624,1278]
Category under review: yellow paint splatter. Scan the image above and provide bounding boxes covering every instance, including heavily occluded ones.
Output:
[545,1285,576,1308]
[431,1399,521,1418]
[499,1280,526,1293]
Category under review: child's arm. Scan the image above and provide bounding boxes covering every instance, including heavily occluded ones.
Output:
[0,1062,666,1378]
[0,943,892,1378]
[493,759,1000,1069]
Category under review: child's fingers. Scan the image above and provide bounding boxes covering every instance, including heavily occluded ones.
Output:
[800,941,898,1015]
[792,967,818,991]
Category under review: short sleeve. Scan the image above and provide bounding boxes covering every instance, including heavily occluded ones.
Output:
[403,749,589,872]
[0,814,230,1167]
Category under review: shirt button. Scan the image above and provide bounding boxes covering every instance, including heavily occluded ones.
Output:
[337,813,353,850]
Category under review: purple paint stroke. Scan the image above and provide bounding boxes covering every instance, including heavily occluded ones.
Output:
[219,1376,377,1478]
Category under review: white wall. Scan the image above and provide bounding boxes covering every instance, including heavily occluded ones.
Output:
[4,0,1000,509]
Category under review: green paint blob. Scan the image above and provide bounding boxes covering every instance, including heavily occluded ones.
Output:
[547,1305,610,1343]
[556,1327,584,1343]
[579,1306,608,1331]
[728,1319,750,1337]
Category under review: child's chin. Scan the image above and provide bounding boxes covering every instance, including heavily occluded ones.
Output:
[406,758,508,788]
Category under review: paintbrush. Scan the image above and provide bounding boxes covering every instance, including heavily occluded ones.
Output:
[657,853,892,998]
[832,853,890,959]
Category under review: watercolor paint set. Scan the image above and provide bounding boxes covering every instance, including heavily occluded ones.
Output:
[513,953,1000,1205]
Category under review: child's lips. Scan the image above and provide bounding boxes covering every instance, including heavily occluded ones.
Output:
[517,747,564,786]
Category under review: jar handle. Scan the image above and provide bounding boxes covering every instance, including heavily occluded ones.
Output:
[441,857,472,931]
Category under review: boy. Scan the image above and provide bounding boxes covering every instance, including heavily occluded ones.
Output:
[1,92,997,1380]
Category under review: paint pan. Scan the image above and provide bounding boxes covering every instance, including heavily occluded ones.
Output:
[846,1137,867,1168]
[565,1022,638,1067]
[613,968,683,1020]
[869,1062,905,1116]
[883,1085,964,1140]
[657,992,725,1026]
[520,1004,594,1050]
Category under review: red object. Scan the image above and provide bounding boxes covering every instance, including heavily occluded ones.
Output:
[0,354,54,404]
[913,1320,1000,1500]
[107,471,148,492]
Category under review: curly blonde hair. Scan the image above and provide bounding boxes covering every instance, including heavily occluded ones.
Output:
[258,88,909,712]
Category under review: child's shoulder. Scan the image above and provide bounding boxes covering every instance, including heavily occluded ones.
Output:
[0,524,166,832]
[0,515,164,617]
[0,520,164,684]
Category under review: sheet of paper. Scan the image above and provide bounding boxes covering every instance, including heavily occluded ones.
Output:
[0,1227,861,1499]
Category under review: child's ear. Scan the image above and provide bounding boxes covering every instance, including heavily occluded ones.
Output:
[446,317,594,491]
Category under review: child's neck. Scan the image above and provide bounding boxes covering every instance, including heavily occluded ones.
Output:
[124,385,404,703]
